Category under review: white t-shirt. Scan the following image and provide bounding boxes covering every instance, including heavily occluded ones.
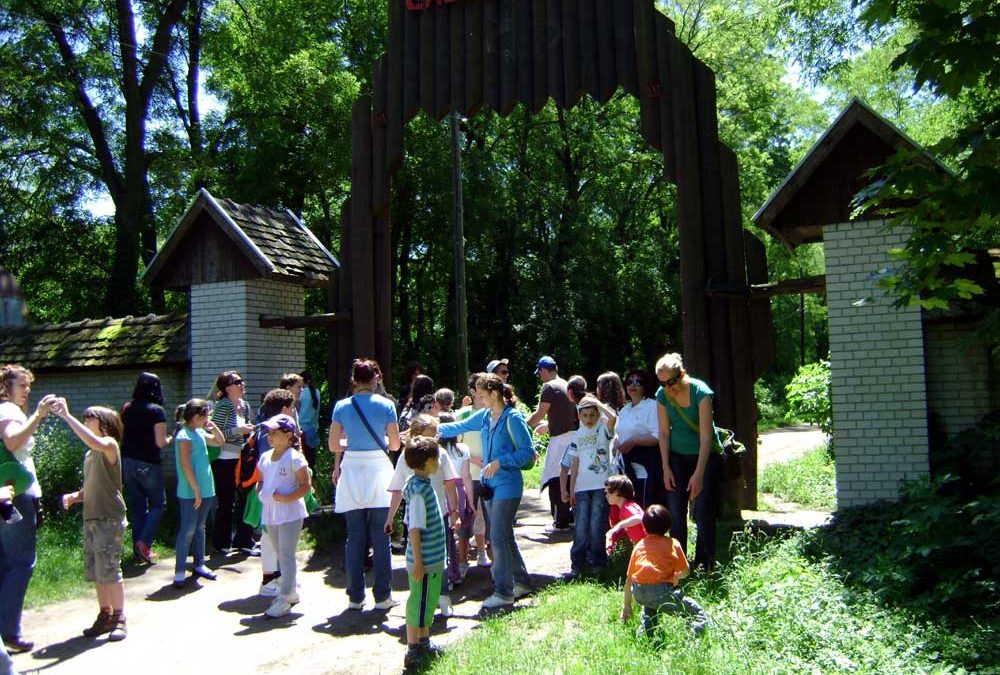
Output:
[0,401,41,497]
[566,421,613,493]
[615,398,659,446]
[388,446,457,511]
[258,448,309,526]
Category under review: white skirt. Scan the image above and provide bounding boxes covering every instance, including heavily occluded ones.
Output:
[334,451,394,513]
[539,431,575,491]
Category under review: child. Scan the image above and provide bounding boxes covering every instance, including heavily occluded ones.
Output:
[562,396,617,576]
[401,436,447,669]
[438,413,475,583]
[256,414,311,618]
[56,401,129,641]
[0,484,21,673]
[622,505,707,636]
[386,415,460,617]
[604,474,647,553]
[433,388,455,413]
[173,399,225,588]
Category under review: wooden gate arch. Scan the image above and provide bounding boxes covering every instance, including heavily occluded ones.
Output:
[332,0,774,507]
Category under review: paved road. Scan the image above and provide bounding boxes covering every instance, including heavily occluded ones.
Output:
[758,424,827,468]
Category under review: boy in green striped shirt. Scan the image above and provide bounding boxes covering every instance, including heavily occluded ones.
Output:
[403,436,447,668]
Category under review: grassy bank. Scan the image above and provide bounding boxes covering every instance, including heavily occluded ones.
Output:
[426,530,997,674]
[758,444,835,510]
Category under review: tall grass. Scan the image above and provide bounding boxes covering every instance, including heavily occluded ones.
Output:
[758,445,835,510]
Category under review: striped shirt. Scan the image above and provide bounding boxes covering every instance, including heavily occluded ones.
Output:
[404,474,446,572]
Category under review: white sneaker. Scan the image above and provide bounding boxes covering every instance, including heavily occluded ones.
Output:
[513,583,532,599]
[265,596,293,618]
[438,595,453,617]
[477,551,492,567]
[347,600,365,610]
[259,579,281,597]
[373,596,399,610]
[481,593,514,609]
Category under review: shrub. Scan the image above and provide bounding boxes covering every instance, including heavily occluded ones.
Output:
[754,380,790,430]
[758,444,836,510]
[31,422,84,519]
[785,360,832,436]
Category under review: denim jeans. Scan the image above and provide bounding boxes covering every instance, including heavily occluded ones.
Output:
[632,581,708,635]
[0,494,35,639]
[122,457,165,548]
[211,458,254,551]
[485,497,530,598]
[570,488,609,569]
[266,519,302,597]
[175,496,216,575]
[343,507,391,603]
[666,452,721,569]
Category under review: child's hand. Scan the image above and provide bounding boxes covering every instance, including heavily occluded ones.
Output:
[569,493,576,508]
[621,607,631,622]
[193,489,202,509]
[560,489,570,504]
[61,491,80,510]
[460,395,472,407]
[383,517,394,535]
[412,561,424,582]
[0,485,13,503]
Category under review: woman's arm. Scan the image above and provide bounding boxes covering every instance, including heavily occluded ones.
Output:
[596,401,618,435]
[154,422,169,449]
[437,408,485,439]
[328,421,344,485]
[204,420,225,447]
[177,439,202,508]
[657,402,675,491]
[384,490,404,533]
[0,395,56,452]
[688,396,715,500]
[386,422,401,452]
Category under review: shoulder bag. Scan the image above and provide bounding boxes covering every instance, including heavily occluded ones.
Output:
[663,394,747,481]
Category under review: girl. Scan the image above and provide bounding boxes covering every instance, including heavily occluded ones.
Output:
[173,399,225,588]
[438,413,475,583]
[57,402,128,641]
[257,414,311,618]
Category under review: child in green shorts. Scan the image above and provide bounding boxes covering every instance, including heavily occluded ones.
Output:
[402,436,447,669]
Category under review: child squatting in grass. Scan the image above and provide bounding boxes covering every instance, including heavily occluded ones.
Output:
[622,504,708,637]
[401,436,449,668]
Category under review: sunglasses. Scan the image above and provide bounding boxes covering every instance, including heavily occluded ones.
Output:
[497,369,509,375]
[230,378,244,386]
[625,378,643,386]
[659,374,681,387]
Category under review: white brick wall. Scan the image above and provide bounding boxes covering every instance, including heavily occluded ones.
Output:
[825,220,929,508]
[190,279,305,407]
[30,366,189,418]
[925,323,992,436]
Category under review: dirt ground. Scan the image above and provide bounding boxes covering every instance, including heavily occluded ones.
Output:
[13,425,827,675]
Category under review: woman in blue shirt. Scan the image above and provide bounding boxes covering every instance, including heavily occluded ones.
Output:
[439,373,535,609]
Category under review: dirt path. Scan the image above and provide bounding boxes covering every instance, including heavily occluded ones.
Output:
[14,493,571,675]
[757,423,827,468]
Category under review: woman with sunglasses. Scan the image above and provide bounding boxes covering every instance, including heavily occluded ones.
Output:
[209,371,256,554]
[614,369,666,509]
[654,353,723,570]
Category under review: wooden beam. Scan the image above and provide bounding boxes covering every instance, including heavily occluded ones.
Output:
[260,312,352,329]
[466,0,485,115]
[634,0,660,150]
[595,0,616,102]
[350,97,376,359]
[561,0,581,107]
[435,3,452,118]
[403,2,422,122]
[705,275,826,298]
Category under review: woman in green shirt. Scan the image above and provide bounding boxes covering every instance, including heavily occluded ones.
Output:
[655,352,723,570]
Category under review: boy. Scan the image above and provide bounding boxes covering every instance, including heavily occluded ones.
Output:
[402,436,447,668]
[561,396,617,576]
[604,474,646,553]
[622,505,707,636]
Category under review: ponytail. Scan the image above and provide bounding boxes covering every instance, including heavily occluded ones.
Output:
[479,373,519,408]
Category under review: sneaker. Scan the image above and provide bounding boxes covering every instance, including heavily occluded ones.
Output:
[192,565,217,581]
[172,573,187,589]
[424,641,445,658]
[265,596,293,618]
[437,595,453,617]
[82,610,114,637]
[107,612,126,642]
[259,578,281,597]
[481,593,514,609]
[477,550,492,567]
[2,636,33,654]
[513,583,532,599]
[374,596,399,610]
[239,545,261,557]
[135,541,158,563]
[403,646,426,669]
[347,600,365,610]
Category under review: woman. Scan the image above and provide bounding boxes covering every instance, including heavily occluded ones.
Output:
[120,372,169,563]
[209,371,255,554]
[439,374,535,609]
[398,374,434,433]
[0,365,56,652]
[614,369,665,509]
[329,359,401,610]
[397,361,422,414]
[595,372,626,411]
[655,353,723,570]
[297,370,321,470]
[565,375,588,405]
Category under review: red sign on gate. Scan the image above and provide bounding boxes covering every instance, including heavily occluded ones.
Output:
[406,0,459,10]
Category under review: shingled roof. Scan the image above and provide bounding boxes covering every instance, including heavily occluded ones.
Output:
[0,314,189,372]
[144,189,338,289]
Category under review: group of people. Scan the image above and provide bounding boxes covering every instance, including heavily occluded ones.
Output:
[0,347,725,671]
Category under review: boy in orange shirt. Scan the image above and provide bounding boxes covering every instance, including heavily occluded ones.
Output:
[621,504,707,636]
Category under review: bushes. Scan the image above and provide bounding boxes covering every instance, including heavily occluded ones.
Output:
[758,444,836,510]
[31,422,84,520]
[785,360,832,436]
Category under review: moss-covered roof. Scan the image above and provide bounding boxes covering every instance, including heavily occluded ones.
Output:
[0,314,189,372]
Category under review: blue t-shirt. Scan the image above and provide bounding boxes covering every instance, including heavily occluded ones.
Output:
[332,393,398,451]
[174,427,216,499]
[655,378,722,456]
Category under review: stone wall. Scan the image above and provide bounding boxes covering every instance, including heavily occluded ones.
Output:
[190,279,305,406]
[924,321,994,438]
[30,365,190,419]
[825,220,929,508]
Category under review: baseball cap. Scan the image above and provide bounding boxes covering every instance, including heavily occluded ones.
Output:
[534,355,557,375]
[486,358,509,374]
[260,414,299,434]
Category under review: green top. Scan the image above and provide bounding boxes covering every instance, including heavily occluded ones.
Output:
[174,427,217,499]
[655,377,722,456]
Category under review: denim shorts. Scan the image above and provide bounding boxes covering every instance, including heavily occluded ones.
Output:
[84,519,125,583]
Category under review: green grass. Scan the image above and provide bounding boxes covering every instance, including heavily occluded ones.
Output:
[522,449,544,490]
[758,445,836,510]
[426,532,997,674]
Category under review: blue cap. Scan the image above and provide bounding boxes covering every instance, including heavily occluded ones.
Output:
[534,356,557,375]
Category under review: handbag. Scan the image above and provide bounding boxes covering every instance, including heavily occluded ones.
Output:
[663,394,747,481]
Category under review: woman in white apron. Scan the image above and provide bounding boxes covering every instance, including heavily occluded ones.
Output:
[328,359,401,610]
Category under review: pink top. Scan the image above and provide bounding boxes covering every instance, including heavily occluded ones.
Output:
[609,500,646,549]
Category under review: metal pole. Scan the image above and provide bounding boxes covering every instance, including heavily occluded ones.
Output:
[451,111,469,385]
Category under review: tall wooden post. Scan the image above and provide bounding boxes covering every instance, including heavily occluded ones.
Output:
[451,111,469,386]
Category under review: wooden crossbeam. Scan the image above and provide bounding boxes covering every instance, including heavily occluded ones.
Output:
[260,313,352,329]
[705,275,826,298]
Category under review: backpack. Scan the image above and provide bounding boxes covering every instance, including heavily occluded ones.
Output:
[234,428,262,491]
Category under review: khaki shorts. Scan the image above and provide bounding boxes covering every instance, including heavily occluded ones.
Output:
[84,519,125,584]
